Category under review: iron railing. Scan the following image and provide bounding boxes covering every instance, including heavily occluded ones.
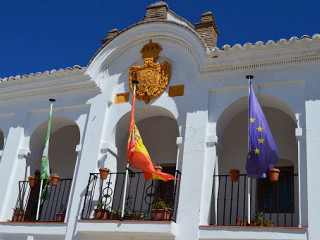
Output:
[12,178,72,222]
[212,173,298,227]
[81,170,181,221]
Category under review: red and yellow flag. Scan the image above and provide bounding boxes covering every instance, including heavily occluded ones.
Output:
[127,90,176,182]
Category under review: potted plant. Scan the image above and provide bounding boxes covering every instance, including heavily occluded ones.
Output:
[50,173,60,186]
[12,207,25,222]
[124,210,134,220]
[154,164,163,173]
[111,209,121,220]
[94,202,109,219]
[268,168,280,182]
[28,175,37,188]
[228,169,240,182]
[56,204,66,222]
[152,198,172,221]
[132,211,146,220]
[99,168,110,180]
[253,211,274,227]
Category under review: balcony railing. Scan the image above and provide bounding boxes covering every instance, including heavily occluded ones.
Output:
[12,178,72,222]
[81,170,181,222]
[212,173,298,227]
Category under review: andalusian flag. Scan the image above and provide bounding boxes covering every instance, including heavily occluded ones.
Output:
[127,91,176,182]
[40,101,53,204]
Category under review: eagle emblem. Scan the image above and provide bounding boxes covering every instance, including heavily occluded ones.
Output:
[129,40,171,104]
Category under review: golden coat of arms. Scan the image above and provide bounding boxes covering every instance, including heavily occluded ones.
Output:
[129,40,171,104]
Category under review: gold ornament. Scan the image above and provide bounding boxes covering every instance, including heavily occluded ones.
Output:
[129,40,171,104]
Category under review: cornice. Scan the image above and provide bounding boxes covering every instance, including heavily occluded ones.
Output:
[200,54,320,78]
[0,65,86,85]
[0,73,100,106]
[211,34,320,55]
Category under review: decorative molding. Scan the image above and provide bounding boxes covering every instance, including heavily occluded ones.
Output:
[206,135,217,144]
[0,65,86,84]
[0,81,100,106]
[201,55,320,78]
[28,104,91,114]
[295,128,305,139]
[115,93,130,104]
[212,34,320,54]
[100,142,119,159]
[169,85,184,97]
[75,144,82,154]
[176,137,184,146]
[0,113,14,119]
[18,148,31,159]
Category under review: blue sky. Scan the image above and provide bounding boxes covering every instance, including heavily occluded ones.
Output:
[0,0,319,78]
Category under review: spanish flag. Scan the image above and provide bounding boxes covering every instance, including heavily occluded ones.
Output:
[127,90,176,182]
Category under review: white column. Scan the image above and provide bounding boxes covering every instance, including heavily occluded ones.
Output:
[295,113,308,228]
[64,100,109,240]
[175,87,209,240]
[0,125,26,220]
[199,135,217,225]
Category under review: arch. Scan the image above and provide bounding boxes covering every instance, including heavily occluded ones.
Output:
[216,94,297,140]
[212,98,299,227]
[110,105,179,172]
[218,107,297,174]
[29,115,80,178]
[86,22,206,81]
[112,105,177,149]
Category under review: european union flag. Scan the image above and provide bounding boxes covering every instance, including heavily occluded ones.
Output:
[246,82,279,178]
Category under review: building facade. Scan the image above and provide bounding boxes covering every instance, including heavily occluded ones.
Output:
[0,1,319,239]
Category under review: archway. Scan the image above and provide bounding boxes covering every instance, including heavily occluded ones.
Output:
[212,95,298,227]
[24,115,80,222]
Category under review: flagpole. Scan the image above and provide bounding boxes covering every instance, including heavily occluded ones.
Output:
[36,98,55,221]
[120,81,138,220]
[246,75,253,225]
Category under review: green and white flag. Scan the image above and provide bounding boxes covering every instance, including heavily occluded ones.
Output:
[40,101,53,204]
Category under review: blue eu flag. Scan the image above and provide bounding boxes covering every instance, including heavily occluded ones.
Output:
[246,82,279,178]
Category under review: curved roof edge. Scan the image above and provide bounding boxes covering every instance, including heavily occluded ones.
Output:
[211,34,320,54]
[87,20,208,68]
[0,65,86,84]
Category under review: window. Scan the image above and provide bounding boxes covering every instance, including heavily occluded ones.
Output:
[258,166,294,213]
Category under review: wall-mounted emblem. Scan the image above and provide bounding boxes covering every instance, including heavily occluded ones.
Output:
[129,40,171,104]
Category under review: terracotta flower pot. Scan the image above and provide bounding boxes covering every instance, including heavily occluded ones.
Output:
[13,213,25,222]
[28,176,36,188]
[50,174,60,186]
[154,165,163,172]
[152,209,171,221]
[56,213,65,222]
[94,209,110,219]
[228,169,240,182]
[268,168,280,182]
[99,168,110,180]
[236,219,248,226]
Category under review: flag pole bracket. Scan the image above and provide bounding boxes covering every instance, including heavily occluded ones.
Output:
[49,98,56,102]
[131,80,139,85]
[245,75,254,80]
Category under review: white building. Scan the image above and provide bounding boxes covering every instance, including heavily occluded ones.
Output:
[0,1,319,239]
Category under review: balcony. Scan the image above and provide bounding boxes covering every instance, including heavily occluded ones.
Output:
[212,172,298,227]
[12,178,72,222]
[81,169,181,222]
